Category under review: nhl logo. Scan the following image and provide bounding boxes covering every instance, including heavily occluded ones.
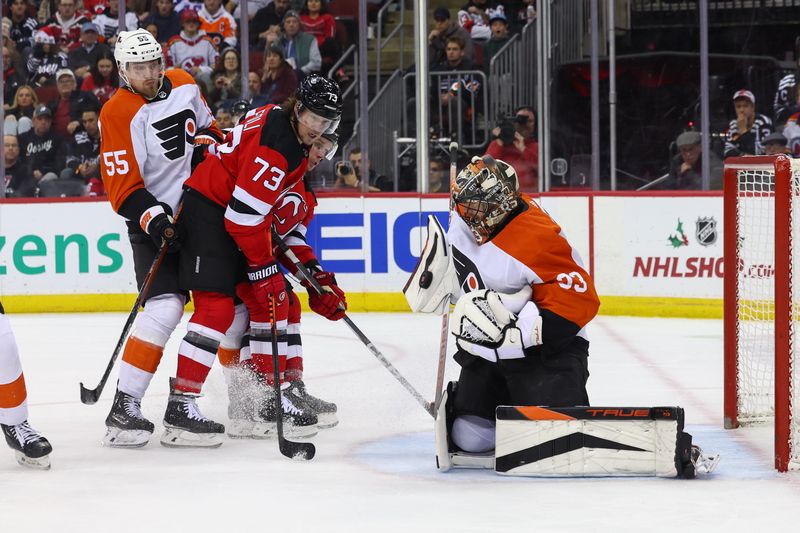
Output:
[696,217,717,246]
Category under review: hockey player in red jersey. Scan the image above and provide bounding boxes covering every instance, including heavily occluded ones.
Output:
[171,75,343,443]
[219,130,345,438]
[99,29,223,448]
[0,302,53,469]
[438,155,600,455]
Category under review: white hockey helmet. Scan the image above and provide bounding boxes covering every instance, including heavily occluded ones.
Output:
[114,29,165,88]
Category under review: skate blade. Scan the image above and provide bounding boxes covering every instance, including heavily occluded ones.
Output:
[15,450,51,470]
[102,427,152,448]
[160,427,223,448]
[315,412,339,429]
[227,419,275,440]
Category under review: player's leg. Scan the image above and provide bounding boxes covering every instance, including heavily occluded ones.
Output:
[283,287,338,429]
[0,305,52,469]
[238,281,318,438]
[104,232,185,448]
[504,338,590,408]
[450,353,504,453]
[161,290,233,447]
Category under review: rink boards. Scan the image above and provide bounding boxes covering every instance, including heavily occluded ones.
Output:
[0,192,724,316]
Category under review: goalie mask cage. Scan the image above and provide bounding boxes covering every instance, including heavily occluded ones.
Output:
[724,155,800,472]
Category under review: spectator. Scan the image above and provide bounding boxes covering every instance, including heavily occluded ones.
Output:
[300,0,338,70]
[250,0,290,47]
[80,50,118,104]
[334,146,392,191]
[486,105,538,191]
[228,0,272,19]
[67,21,110,78]
[4,84,38,136]
[93,0,140,47]
[483,9,510,67]
[167,9,219,92]
[173,0,204,13]
[782,84,800,156]
[774,60,798,127]
[3,45,23,111]
[43,0,91,53]
[64,107,101,192]
[428,157,448,193]
[47,68,100,139]
[246,71,270,107]
[260,44,299,104]
[18,105,65,186]
[458,0,494,42]
[661,131,723,190]
[431,36,479,113]
[3,134,35,198]
[276,10,321,77]
[198,0,237,49]
[429,6,474,66]
[208,47,242,108]
[214,106,234,129]
[7,0,38,54]
[762,132,793,157]
[26,29,68,87]
[144,0,181,44]
[724,89,772,158]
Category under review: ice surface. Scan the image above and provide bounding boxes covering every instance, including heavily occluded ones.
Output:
[1,312,799,532]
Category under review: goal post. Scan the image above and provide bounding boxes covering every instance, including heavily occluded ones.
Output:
[723,154,799,472]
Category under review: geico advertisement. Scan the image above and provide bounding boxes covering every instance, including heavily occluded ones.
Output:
[593,196,724,298]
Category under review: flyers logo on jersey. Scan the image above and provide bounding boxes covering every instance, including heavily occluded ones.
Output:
[273,192,308,235]
[152,109,197,160]
[452,246,485,293]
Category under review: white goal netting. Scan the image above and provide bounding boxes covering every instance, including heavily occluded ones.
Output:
[732,158,800,469]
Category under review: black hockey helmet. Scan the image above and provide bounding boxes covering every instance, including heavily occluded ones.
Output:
[452,155,519,244]
[296,74,342,121]
[232,99,250,117]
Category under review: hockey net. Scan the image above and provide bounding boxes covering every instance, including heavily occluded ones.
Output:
[724,155,800,472]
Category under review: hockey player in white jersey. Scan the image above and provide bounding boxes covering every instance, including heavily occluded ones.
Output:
[0,302,53,469]
[98,29,223,448]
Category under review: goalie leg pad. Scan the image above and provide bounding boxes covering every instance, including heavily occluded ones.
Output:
[494,406,719,478]
[435,381,495,471]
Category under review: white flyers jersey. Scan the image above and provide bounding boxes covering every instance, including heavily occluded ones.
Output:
[447,194,600,336]
[99,68,218,217]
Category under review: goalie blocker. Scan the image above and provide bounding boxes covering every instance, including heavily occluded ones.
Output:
[435,385,719,478]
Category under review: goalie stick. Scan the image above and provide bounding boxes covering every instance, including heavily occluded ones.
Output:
[79,204,183,405]
[272,229,435,417]
[270,296,315,461]
[433,141,459,413]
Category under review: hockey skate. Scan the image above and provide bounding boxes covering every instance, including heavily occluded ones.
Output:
[103,389,155,448]
[286,380,338,429]
[2,421,52,470]
[257,381,319,439]
[160,389,225,448]
[224,365,272,440]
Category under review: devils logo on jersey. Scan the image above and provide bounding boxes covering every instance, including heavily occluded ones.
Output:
[452,246,485,293]
[273,192,308,236]
[152,109,197,160]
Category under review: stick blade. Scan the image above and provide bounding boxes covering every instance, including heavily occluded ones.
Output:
[79,383,99,405]
[280,440,316,461]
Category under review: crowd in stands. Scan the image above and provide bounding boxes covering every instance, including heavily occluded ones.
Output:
[2,0,351,198]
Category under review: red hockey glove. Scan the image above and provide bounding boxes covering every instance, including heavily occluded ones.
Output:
[248,261,289,322]
[302,270,347,321]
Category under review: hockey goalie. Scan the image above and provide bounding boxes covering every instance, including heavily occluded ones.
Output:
[404,155,719,478]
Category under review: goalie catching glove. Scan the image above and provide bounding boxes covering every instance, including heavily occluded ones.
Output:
[302,263,347,320]
[451,288,540,361]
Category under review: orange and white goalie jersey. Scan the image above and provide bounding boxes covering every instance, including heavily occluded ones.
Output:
[99,68,218,222]
[447,194,600,342]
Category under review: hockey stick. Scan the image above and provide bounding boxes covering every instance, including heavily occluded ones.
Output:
[270,295,315,460]
[79,206,182,405]
[432,141,459,414]
[272,230,435,418]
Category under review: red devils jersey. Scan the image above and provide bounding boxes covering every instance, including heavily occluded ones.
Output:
[185,105,309,266]
[448,194,600,342]
[272,177,318,268]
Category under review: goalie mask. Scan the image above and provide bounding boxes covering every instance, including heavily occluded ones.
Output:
[451,156,519,244]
